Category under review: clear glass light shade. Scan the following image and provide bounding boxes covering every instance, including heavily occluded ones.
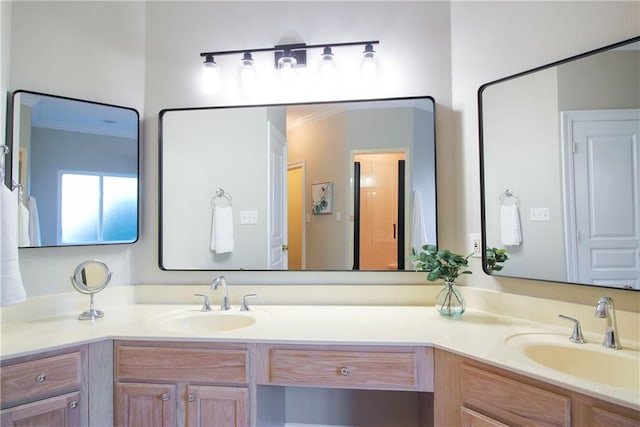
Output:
[240,54,256,92]
[202,59,221,94]
[279,59,297,82]
[320,47,336,82]
[361,44,378,82]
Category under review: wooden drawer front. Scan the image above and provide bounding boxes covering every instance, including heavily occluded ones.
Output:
[269,349,418,390]
[462,365,571,427]
[461,407,509,427]
[116,346,247,384]
[1,352,81,406]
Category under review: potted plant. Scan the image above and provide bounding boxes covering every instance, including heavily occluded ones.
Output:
[486,247,508,272]
[411,244,472,318]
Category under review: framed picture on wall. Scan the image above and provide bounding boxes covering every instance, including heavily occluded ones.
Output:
[311,182,333,214]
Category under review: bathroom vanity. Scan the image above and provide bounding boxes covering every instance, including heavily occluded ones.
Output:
[1,301,639,426]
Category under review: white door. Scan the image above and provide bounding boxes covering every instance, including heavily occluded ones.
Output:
[563,109,640,289]
[267,122,288,269]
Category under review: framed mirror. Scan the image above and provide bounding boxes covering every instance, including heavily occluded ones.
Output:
[6,90,140,248]
[479,36,640,290]
[160,96,437,271]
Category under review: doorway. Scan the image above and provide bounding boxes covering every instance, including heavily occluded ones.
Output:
[353,152,406,270]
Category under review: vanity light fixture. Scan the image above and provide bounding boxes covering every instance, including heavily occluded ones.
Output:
[199,40,380,94]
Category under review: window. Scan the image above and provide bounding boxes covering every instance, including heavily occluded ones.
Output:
[60,173,137,244]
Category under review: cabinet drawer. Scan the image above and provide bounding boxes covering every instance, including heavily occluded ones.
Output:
[462,364,570,427]
[116,345,247,384]
[1,352,81,406]
[268,348,419,390]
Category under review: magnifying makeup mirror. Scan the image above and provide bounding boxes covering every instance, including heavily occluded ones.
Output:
[70,259,112,320]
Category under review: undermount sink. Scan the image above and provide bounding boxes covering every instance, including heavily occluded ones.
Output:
[150,310,256,333]
[505,333,640,389]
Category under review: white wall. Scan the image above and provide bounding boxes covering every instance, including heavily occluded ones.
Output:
[7,2,145,295]
[0,1,11,151]
[161,107,272,269]
[4,1,640,311]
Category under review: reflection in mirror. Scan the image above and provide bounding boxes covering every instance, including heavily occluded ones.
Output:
[70,259,111,320]
[479,36,640,290]
[160,97,437,271]
[7,90,140,248]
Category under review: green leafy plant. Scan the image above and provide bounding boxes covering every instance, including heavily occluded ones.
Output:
[486,247,508,272]
[411,244,472,283]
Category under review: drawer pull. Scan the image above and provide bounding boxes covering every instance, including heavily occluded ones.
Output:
[161,393,170,402]
[188,393,196,402]
[35,374,46,383]
[68,400,78,409]
[340,367,350,376]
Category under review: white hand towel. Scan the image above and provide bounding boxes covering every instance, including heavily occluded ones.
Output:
[410,190,428,251]
[500,204,522,246]
[1,184,27,306]
[17,196,30,247]
[210,206,234,253]
[27,196,41,246]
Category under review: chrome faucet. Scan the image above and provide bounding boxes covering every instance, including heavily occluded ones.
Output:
[211,275,231,311]
[595,296,622,349]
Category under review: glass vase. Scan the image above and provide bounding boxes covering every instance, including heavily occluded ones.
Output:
[435,281,466,318]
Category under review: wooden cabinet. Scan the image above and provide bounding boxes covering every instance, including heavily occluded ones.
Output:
[256,344,433,392]
[1,347,85,427]
[114,341,249,427]
[434,348,640,427]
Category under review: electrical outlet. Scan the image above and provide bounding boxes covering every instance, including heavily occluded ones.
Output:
[470,233,481,258]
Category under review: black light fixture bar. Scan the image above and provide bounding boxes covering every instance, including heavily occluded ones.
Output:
[199,40,379,60]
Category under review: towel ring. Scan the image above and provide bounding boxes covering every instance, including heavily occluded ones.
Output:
[211,188,232,208]
[499,189,520,206]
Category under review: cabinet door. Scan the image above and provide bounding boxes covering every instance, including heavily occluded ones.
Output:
[186,385,248,427]
[0,391,80,427]
[115,382,176,427]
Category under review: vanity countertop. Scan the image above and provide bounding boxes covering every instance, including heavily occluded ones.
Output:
[1,302,638,411]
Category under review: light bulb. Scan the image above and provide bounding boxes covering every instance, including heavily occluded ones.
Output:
[361,44,378,82]
[278,49,298,82]
[240,52,256,92]
[202,55,220,94]
[320,46,336,83]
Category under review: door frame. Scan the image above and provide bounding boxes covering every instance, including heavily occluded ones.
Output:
[348,148,411,270]
[287,161,306,270]
[560,108,640,283]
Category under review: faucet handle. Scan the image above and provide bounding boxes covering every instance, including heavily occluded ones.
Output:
[240,294,257,312]
[558,314,586,344]
[195,294,212,312]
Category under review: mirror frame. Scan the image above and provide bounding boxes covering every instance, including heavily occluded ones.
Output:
[6,89,141,248]
[158,96,438,272]
[478,35,640,290]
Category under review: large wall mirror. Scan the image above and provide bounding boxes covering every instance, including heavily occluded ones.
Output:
[160,96,436,271]
[6,90,139,248]
[479,36,639,290]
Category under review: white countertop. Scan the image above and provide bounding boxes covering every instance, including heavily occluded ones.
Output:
[1,302,639,411]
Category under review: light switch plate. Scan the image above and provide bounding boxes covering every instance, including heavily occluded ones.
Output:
[239,210,258,224]
[530,207,550,221]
